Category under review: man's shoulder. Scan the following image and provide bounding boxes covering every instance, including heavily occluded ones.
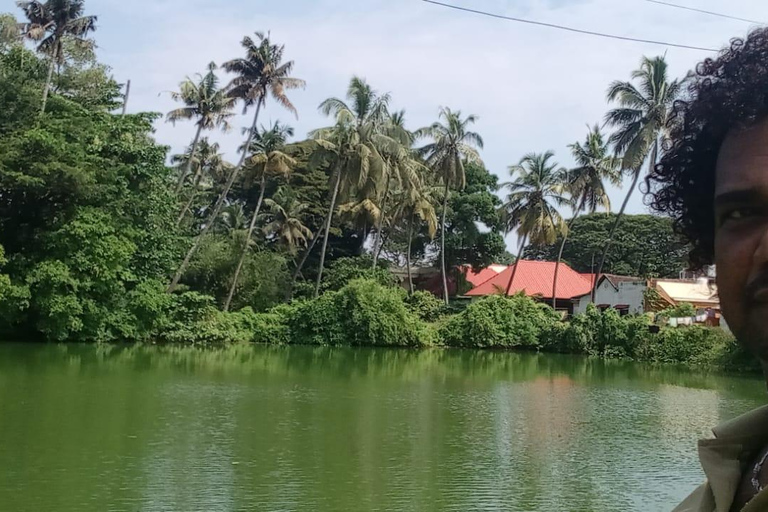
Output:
[672,483,714,512]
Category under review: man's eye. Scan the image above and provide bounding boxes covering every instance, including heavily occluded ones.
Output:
[721,208,759,224]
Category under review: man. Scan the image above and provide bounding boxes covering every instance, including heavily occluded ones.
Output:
[647,27,768,512]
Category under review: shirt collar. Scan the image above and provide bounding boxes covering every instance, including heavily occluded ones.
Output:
[699,405,768,512]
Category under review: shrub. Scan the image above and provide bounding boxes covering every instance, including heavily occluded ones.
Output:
[638,325,740,367]
[321,256,398,292]
[405,291,446,322]
[439,294,560,349]
[156,292,255,345]
[285,278,432,347]
[553,305,651,358]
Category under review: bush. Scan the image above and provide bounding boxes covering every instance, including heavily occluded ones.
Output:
[321,256,398,292]
[155,292,255,345]
[638,325,741,367]
[440,294,560,349]
[404,291,446,322]
[549,305,651,358]
[284,278,432,347]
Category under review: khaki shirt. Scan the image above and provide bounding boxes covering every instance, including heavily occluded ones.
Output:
[674,405,768,512]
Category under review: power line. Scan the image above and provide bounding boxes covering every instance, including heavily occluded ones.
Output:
[422,0,718,52]
[643,0,764,25]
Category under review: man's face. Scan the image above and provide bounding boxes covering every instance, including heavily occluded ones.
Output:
[715,119,768,359]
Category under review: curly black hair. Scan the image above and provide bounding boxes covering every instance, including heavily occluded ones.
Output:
[646,27,768,269]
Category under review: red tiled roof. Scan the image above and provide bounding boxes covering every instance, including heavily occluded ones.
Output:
[466,260,593,299]
[462,264,508,287]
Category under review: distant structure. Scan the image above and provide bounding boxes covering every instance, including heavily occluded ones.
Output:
[465,260,593,315]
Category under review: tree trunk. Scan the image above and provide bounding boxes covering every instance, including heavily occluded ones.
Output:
[314,168,343,298]
[223,174,267,311]
[167,99,264,292]
[176,164,206,226]
[591,140,658,302]
[406,214,414,295]
[287,231,320,300]
[175,124,203,194]
[440,181,450,305]
[552,201,585,311]
[371,174,392,268]
[505,234,528,296]
[40,46,57,115]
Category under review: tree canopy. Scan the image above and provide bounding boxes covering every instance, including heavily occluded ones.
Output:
[523,213,689,278]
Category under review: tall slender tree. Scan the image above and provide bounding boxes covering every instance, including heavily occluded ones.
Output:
[168,32,304,292]
[224,122,296,311]
[173,139,233,226]
[371,110,422,268]
[309,77,393,298]
[17,0,96,114]
[592,55,681,300]
[392,181,438,294]
[166,62,235,195]
[501,152,568,296]
[551,126,620,309]
[417,107,483,304]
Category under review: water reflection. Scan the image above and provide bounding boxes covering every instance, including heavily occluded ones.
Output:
[0,343,764,511]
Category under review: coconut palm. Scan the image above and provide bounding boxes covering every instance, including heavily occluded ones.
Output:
[370,110,423,268]
[392,181,438,294]
[223,122,296,311]
[216,203,247,234]
[166,62,235,194]
[173,139,232,225]
[17,0,96,114]
[168,32,304,292]
[593,55,682,299]
[551,126,621,309]
[501,151,569,296]
[417,107,483,304]
[309,77,393,298]
[263,188,313,256]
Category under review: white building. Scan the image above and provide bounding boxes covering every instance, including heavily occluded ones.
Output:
[572,274,647,315]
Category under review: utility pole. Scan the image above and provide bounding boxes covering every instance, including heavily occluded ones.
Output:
[121,79,131,116]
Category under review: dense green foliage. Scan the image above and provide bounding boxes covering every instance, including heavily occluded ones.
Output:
[524,213,689,277]
[440,294,560,349]
[0,3,749,379]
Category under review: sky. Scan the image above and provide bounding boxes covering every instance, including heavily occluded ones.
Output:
[19,0,767,250]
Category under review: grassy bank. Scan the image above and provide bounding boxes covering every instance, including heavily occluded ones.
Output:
[144,277,757,374]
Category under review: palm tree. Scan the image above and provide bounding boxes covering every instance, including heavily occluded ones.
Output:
[263,188,313,256]
[17,0,96,114]
[173,139,232,225]
[501,152,568,296]
[417,107,483,304]
[551,126,620,309]
[370,109,422,268]
[166,62,235,194]
[392,181,438,294]
[309,77,392,298]
[224,122,296,311]
[168,32,304,292]
[217,203,247,234]
[593,55,681,299]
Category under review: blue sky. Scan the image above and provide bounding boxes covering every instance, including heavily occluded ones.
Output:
[17,0,767,250]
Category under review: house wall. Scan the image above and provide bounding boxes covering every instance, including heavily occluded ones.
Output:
[573,280,646,315]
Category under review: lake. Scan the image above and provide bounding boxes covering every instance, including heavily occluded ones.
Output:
[0,343,764,511]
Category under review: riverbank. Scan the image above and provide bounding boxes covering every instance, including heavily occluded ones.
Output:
[128,277,757,375]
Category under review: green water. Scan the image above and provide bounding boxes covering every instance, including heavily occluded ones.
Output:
[0,343,764,512]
